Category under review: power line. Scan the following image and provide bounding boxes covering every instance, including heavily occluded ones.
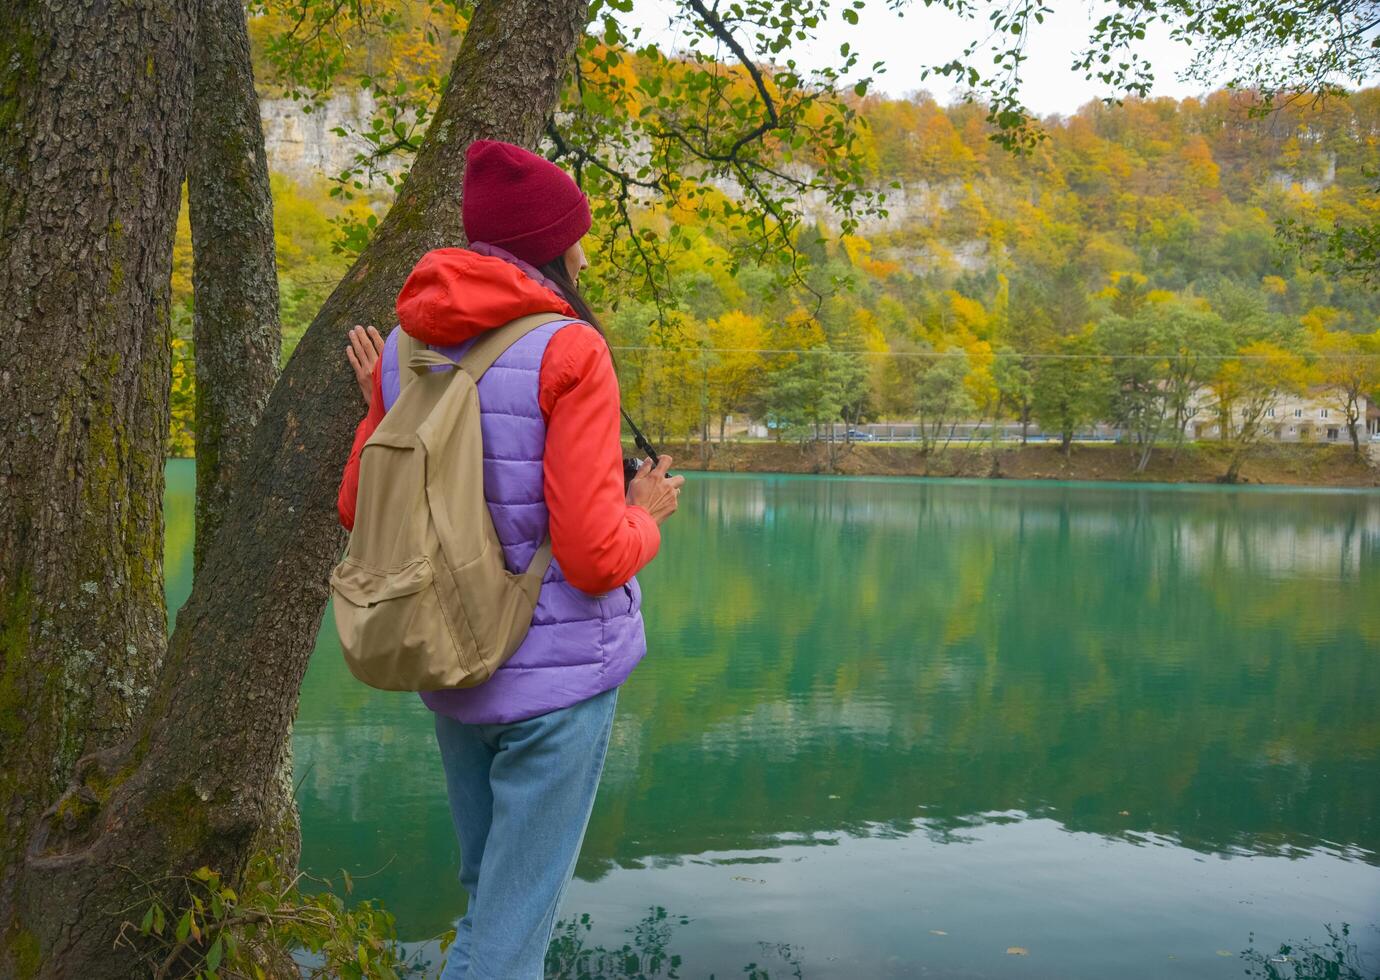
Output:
[609,346,1380,361]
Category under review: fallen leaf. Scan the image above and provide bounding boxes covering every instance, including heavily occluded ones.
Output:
[1006,947,1029,956]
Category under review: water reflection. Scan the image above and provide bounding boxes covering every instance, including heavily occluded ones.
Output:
[545,908,805,980]
[161,464,1380,976]
[1241,924,1379,980]
[543,914,1380,980]
[582,477,1380,877]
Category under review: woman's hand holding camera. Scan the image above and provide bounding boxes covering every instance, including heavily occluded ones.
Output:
[627,455,684,525]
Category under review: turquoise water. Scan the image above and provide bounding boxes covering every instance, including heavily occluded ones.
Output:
[164,460,1380,978]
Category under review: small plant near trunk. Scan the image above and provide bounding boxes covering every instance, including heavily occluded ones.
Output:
[117,854,448,979]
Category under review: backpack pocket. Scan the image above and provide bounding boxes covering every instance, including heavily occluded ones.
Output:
[331,556,432,606]
[331,557,473,691]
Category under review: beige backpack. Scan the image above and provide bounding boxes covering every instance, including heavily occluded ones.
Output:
[329,313,564,691]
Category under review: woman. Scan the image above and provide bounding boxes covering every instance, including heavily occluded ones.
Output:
[338,139,684,979]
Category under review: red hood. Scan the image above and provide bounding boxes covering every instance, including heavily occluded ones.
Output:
[395,248,576,346]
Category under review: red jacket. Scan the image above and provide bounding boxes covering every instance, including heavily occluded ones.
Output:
[338,249,659,595]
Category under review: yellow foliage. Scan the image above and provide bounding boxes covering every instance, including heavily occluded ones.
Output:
[959,338,997,410]
[776,307,826,352]
[940,290,989,341]
[1300,306,1344,336]
[172,187,194,310]
[841,233,901,279]
[168,336,196,458]
[705,311,770,433]
[670,232,745,307]
[1214,342,1314,412]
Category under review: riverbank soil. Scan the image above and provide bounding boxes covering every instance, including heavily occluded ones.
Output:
[663,441,1380,488]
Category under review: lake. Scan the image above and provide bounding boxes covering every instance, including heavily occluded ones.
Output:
[164,460,1380,978]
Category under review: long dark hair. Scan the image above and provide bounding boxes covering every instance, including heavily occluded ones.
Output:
[538,258,606,337]
[540,255,663,457]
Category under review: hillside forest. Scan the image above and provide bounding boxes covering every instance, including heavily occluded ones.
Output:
[166,26,1380,474]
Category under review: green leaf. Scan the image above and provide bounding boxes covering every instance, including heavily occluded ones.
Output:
[206,936,224,971]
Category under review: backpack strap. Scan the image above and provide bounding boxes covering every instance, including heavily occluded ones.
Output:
[402,312,571,589]
[403,312,573,381]
[517,537,553,600]
[395,328,421,396]
[458,311,573,380]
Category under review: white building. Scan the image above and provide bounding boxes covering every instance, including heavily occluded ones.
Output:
[1185,389,1372,444]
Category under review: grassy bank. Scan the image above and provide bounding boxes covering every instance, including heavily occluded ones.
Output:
[655,441,1380,488]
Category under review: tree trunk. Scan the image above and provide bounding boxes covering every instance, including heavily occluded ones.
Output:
[11,2,589,976]
[0,0,196,963]
[188,0,282,574]
[187,0,297,866]
[1136,440,1154,473]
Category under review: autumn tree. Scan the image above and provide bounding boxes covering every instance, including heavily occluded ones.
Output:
[914,351,975,454]
[763,352,841,445]
[826,307,877,442]
[992,348,1035,443]
[1151,304,1234,460]
[1312,329,1380,453]
[706,311,769,442]
[1030,332,1109,455]
[1097,313,1170,472]
[1212,342,1313,482]
[1095,301,1234,472]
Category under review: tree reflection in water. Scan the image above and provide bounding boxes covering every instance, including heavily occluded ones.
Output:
[1241,924,1378,980]
[544,914,1379,980]
[545,907,805,980]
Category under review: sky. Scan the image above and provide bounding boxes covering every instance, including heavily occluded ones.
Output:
[625,1,1211,117]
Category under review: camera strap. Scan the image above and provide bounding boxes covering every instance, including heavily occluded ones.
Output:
[621,409,660,463]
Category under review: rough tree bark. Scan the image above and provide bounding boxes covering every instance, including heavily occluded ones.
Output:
[187,0,298,866]
[0,0,197,968]
[11,1,589,975]
[187,0,283,574]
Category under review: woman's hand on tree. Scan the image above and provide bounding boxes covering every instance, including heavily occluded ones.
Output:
[346,325,385,407]
[627,455,685,525]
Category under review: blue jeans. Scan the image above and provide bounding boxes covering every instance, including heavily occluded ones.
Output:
[434,688,618,980]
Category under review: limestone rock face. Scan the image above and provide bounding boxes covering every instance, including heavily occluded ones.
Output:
[256,93,954,273]
[260,92,407,183]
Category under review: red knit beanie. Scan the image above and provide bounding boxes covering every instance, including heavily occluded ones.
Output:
[461,140,592,268]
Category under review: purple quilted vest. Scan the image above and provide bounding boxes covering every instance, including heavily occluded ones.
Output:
[378,317,647,724]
